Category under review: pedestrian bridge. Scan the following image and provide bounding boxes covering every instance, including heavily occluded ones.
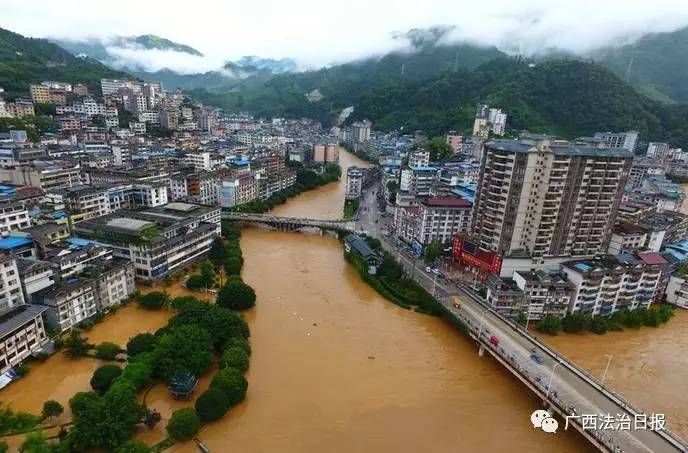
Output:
[221,212,356,233]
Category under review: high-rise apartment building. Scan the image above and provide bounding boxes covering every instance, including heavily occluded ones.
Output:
[472,134,633,258]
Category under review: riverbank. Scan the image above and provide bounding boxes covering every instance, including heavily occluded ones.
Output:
[226,164,341,214]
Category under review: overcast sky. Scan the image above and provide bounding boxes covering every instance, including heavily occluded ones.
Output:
[4,0,688,73]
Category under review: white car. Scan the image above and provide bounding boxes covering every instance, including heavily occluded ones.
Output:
[425,266,433,273]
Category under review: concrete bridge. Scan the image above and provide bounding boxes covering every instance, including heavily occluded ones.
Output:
[383,239,688,453]
[221,212,356,233]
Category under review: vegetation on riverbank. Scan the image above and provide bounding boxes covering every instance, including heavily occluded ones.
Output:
[533,304,677,336]
[343,235,440,315]
[9,223,256,451]
[339,142,377,163]
[226,164,341,213]
[343,199,359,220]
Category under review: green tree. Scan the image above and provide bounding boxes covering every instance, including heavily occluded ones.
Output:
[19,431,51,453]
[151,325,213,380]
[210,367,248,406]
[69,382,145,450]
[225,337,251,356]
[515,311,527,326]
[115,440,151,453]
[194,387,231,422]
[95,342,121,360]
[223,257,242,275]
[168,302,249,349]
[166,408,201,441]
[590,317,610,335]
[642,308,662,327]
[217,278,256,310]
[118,361,153,390]
[126,333,157,356]
[137,292,168,310]
[423,243,442,263]
[62,330,90,358]
[185,274,207,290]
[220,346,249,373]
[209,238,229,264]
[427,137,454,162]
[562,313,589,333]
[90,364,122,394]
[536,315,562,335]
[200,260,215,287]
[41,400,63,420]
[623,309,644,328]
[68,392,99,417]
[658,304,675,323]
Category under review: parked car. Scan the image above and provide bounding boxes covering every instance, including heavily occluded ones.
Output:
[432,268,441,275]
[530,352,545,364]
[489,336,500,347]
[425,266,433,273]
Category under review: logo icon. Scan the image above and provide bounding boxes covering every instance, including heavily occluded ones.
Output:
[531,409,559,433]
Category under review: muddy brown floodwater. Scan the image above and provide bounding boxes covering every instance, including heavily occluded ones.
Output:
[544,310,688,439]
[7,149,685,452]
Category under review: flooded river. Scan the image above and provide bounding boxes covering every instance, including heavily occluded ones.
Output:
[2,149,685,452]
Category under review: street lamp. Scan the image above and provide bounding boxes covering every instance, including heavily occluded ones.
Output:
[601,354,613,386]
[546,362,559,396]
[525,300,533,331]
[478,310,487,338]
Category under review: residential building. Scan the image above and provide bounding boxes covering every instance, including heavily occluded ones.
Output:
[415,197,472,245]
[62,185,111,221]
[399,166,440,197]
[409,149,430,167]
[351,120,372,142]
[647,142,670,160]
[0,162,82,191]
[445,132,463,152]
[0,304,48,373]
[184,152,225,172]
[561,254,664,316]
[594,131,638,153]
[0,203,30,237]
[608,223,650,255]
[345,166,364,200]
[29,84,50,104]
[219,174,259,208]
[34,280,97,332]
[81,259,136,310]
[15,258,56,302]
[73,203,221,282]
[665,274,688,309]
[0,256,25,311]
[472,134,633,258]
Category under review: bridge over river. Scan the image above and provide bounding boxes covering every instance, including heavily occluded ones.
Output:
[224,209,687,452]
[221,212,356,233]
[385,238,688,453]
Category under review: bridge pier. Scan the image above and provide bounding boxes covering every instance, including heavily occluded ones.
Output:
[478,344,485,357]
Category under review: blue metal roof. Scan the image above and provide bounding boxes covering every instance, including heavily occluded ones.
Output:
[0,236,33,249]
[574,262,592,272]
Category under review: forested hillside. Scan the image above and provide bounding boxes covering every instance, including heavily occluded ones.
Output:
[0,27,132,99]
